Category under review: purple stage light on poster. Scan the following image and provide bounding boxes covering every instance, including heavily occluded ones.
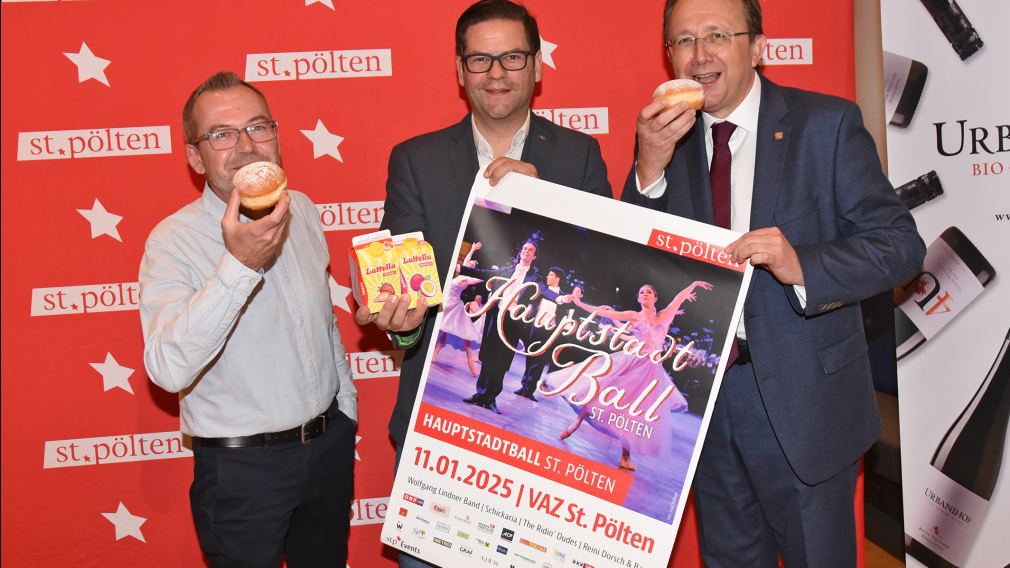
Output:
[381,174,753,567]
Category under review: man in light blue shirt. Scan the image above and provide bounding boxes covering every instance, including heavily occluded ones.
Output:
[139,71,357,567]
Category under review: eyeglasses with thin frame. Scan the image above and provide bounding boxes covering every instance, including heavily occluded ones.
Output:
[461,50,534,73]
[191,120,279,150]
[665,31,756,53]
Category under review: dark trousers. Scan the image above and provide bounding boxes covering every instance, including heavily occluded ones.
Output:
[473,306,526,403]
[519,356,549,394]
[693,361,859,568]
[190,408,356,568]
[519,324,554,394]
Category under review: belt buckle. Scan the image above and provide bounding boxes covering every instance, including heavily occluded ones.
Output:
[299,415,327,444]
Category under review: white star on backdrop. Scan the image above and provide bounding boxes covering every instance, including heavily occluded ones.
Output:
[539,36,558,69]
[101,502,146,542]
[355,435,362,461]
[328,275,352,313]
[306,0,335,9]
[64,42,111,86]
[300,120,344,162]
[89,353,135,394]
[77,198,123,242]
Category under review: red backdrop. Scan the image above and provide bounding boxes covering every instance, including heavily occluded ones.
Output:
[1,1,856,565]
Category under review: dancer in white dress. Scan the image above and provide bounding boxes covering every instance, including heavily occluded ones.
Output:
[547,280,712,471]
[433,243,484,376]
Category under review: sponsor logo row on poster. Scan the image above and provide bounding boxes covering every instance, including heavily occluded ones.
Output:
[391,491,595,567]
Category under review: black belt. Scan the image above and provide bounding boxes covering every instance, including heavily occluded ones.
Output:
[192,399,338,448]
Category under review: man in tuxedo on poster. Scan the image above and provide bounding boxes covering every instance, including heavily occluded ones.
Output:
[622,0,926,566]
[458,240,568,413]
[515,265,567,401]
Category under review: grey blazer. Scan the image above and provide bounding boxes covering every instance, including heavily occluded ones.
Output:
[382,113,612,446]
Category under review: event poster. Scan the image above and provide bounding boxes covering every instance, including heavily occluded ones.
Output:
[380,174,752,567]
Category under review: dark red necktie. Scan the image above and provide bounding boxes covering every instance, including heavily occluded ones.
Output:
[709,120,737,230]
[710,120,742,367]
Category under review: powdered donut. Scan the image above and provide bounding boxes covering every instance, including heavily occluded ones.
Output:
[233,161,287,210]
[652,79,705,111]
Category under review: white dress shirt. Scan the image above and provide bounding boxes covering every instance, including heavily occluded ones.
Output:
[502,264,531,299]
[473,111,531,169]
[536,285,561,324]
[139,186,357,437]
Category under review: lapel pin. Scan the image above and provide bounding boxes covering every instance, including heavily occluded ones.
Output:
[774,131,784,141]
[538,133,546,141]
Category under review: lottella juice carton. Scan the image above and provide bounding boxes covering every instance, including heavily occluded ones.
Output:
[348,230,398,313]
[393,232,443,309]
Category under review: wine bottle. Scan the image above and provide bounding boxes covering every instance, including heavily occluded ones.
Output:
[918,0,983,61]
[894,227,995,360]
[896,171,944,210]
[904,329,1010,567]
[883,51,928,128]
[860,172,943,394]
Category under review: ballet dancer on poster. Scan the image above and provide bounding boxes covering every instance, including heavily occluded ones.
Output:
[433,242,485,376]
[545,280,712,471]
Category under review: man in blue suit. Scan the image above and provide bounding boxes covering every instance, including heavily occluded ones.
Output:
[623,0,925,566]
[355,2,610,565]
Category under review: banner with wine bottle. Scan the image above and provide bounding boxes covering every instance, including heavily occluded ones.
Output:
[882,1,1009,566]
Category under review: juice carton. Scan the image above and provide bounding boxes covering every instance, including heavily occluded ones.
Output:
[348,230,398,313]
[393,232,443,309]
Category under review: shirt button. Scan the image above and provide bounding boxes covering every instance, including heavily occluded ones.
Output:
[309,360,316,369]
[299,320,304,326]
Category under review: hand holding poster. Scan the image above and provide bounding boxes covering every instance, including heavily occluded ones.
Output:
[381,173,752,567]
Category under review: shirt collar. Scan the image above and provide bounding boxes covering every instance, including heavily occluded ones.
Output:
[702,70,762,134]
[472,111,532,161]
[199,183,251,222]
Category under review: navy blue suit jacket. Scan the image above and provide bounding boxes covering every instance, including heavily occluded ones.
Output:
[622,75,925,484]
[383,113,612,445]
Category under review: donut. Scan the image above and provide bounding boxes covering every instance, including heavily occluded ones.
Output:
[652,79,705,111]
[233,161,287,210]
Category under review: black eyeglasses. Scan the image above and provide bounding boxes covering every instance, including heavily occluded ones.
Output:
[665,31,757,53]
[461,50,534,73]
[191,121,279,150]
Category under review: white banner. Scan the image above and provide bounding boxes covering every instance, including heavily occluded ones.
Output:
[883,1,1010,566]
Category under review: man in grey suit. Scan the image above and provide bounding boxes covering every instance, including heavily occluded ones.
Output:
[623,0,925,566]
[354,2,609,564]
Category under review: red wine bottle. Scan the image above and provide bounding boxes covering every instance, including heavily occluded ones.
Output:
[896,171,944,210]
[905,329,1010,566]
[895,227,995,360]
[883,51,928,128]
[919,0,983,60]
